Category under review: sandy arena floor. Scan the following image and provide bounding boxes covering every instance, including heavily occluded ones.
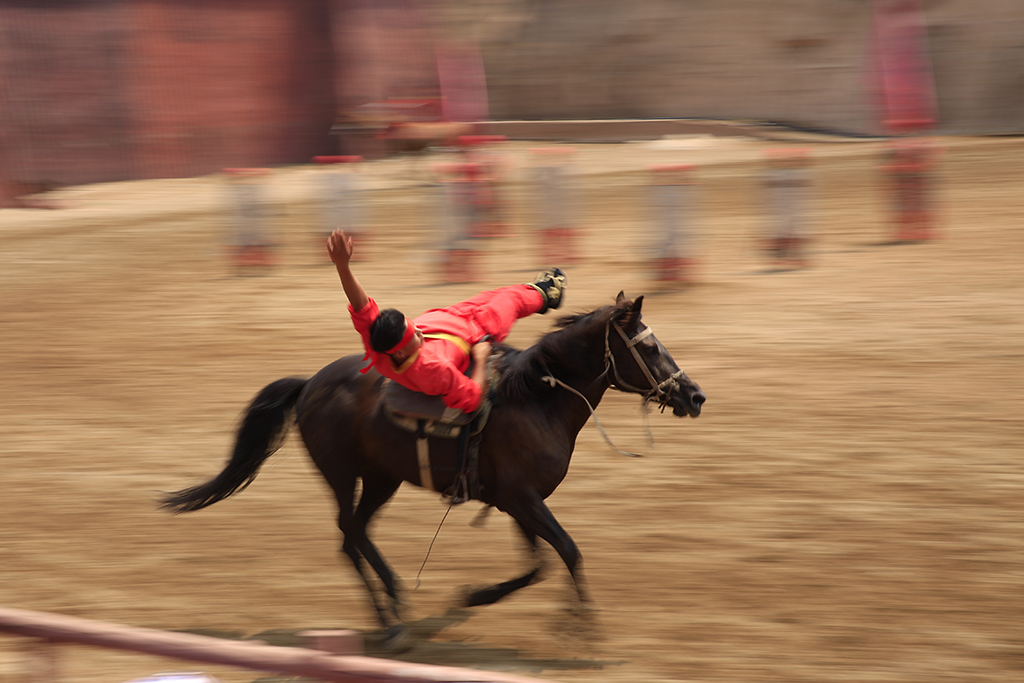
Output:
[1,135,1022,683]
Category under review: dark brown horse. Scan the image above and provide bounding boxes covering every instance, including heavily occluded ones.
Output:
[162,292,705,646]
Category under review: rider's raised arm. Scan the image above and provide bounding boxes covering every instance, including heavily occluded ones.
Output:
[328,229,369,312]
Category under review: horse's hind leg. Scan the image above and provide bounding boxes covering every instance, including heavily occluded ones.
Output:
[339,514,394,630]
[464,522,544,607]
[343,473,412,647]
[336,474,405,640]
[352,474,405,608]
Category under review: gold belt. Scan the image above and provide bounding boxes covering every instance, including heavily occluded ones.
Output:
[422,332,472,355]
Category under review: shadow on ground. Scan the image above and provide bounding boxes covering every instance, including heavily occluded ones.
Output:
[176,608,619,680]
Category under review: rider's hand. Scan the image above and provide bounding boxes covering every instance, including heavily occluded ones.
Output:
[472,340,493,362]
[327,229,354,266]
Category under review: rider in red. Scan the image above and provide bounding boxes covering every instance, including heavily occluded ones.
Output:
[328,229,566,413]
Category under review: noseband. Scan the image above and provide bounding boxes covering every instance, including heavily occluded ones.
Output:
[605,320,685,409]
[538,315,684,457]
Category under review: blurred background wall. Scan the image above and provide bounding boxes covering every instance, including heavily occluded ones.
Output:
[449,0,877,131]
[453,0,1024,135]
[1,0,1022,203]
[0,0,335,193]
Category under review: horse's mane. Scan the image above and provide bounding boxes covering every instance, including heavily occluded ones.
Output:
[495,303,621,404]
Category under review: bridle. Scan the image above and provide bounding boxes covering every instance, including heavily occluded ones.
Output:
[604,319,686,411]
[539,314,687,458]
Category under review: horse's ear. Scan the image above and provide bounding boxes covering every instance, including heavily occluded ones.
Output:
[615,291,627,305]
[616,294,644,327]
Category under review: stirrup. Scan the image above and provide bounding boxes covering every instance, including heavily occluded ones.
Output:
[445,473,471,505]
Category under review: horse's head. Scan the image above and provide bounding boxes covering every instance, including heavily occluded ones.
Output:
[605,292,706,418]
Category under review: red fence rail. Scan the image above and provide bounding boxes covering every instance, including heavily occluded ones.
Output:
[0,606,555,683]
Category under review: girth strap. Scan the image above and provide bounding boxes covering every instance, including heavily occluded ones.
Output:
[415,420,435,492]
[406,415,484,503]
[448,415,483,504]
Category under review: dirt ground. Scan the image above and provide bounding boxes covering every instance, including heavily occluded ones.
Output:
[1,135,1022,683]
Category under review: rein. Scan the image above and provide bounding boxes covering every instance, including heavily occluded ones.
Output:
[539,317,684,457]
[540,373,643,457]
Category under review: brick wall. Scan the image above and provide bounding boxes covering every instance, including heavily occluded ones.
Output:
[0,0,335,195]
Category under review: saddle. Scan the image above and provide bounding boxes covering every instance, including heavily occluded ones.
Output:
[381,356,499,504]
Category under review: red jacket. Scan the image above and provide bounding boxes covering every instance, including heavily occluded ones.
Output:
[349,298,483,412]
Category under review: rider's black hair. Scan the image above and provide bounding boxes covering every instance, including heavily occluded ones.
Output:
[369,308,408,353]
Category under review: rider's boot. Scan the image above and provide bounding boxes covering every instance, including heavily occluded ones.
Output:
[527,268,567,314]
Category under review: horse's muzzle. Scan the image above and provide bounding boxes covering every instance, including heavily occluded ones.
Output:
[671,385,705,418]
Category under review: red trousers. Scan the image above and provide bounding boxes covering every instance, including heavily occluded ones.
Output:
[414,284,545,344]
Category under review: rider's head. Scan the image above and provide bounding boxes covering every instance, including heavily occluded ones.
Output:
[370,308,423,363]
[370,309,407,352]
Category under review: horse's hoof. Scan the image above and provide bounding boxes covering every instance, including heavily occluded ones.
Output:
[551,603,604,643]
[381,625,413,653]
[460,584,498,607]
[570,600,599,619]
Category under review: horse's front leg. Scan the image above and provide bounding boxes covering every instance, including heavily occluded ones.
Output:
[463,521,544,607]
[503,494,591,607]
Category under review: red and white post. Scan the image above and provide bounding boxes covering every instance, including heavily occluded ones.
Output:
[649,164,699,283]
[457,134,510,238]
[871,0,940,241]
[223,167,274,270]
[312,155,367,258]
[531,147,580,265]
[434,161,482,283]
[881,134,939,241]
[763,148,814,268]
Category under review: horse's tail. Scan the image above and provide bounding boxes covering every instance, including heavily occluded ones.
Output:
[160,377,307,514]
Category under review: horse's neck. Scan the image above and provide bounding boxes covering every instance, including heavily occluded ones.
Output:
[538,341,611,429]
